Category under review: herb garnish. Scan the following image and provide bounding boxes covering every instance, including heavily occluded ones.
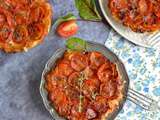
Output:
[75,0,102,21]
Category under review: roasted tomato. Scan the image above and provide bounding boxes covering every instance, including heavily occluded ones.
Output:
[83,66,94,79]
[28,23,44,41]
[86,108,97,119]
[56,20,78,38]
[100,80,117,99]
[92,96,109,113]
[82,77,100,99]
[14,7,29,25]
[0,13,6,27]
[56,60,73,76]
[97,63,113,82]
[29,3,50,22]
[68,72,80,89]
[12,25,28,44]
[71,52,88,71]
[0,24,11,42]
[90,52,106,69]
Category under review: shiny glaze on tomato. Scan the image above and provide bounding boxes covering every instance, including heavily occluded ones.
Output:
[45,51,123,120]
[109,0,160,32]
[0,0,52,52]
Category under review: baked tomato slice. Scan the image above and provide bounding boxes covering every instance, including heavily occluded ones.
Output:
[0,24,11,42]
[28,23,44,41]
[29,3,50,22]
[0,13,7,27]
[12,25,28,44]
[100,80,117,99]
[70,52,88,71]
[68,72,80,89]
[57,60,73,76]
[90,52,106,69]
[97,63,113,82]
[138,0,153,15]
[56,20,78,38]
[92,96,109,113]
[82,77,100,98]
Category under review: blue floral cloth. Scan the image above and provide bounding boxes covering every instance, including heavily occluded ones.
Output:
[105,30,160,120]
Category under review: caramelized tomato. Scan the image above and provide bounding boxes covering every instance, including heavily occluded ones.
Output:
[0,24,11,42]
[97,63,113,82]
[71,52,89,71]
[28,23,44,40]
[12,25,28,44]
[68,72,80,89]
[100,81,117,99]
[90,52,106,69]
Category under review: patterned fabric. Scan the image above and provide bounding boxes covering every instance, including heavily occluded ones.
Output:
[105,30,160,120]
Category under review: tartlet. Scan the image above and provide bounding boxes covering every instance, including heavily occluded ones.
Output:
[45,50,124,120]
[109,0,160,32]
[0,0,52,52]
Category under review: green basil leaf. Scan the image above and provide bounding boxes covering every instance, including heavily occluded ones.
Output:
[75,0,102,21]
[54,13,77,25]
[66,37,87,51]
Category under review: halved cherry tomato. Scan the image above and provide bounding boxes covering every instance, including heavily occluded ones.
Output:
[68,72,80,89]
[70,52,88,71]
[29,3,49,22]
[28,23,44,40]
[57,60,73,76]
[0,24,11,42]
[100,80,117,99]
[12,25,28,43]
[86,108,97,119]
[83,66,93,79]
[14,12,28,25]
[56,20,78,38]
[138,0,152,15]
[82,77,100,98]
[97,63,113,82]
[90,52,106,69]
[92,96,109,113]
[0,14,6,26]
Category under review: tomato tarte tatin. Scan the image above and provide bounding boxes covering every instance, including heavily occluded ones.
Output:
[45,51,124,120]
[0,0,52,52]
[109,0,160,32]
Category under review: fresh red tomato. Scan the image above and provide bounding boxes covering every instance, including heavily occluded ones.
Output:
[56,20,78,38]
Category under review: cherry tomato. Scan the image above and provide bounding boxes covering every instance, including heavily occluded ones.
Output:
[0,24,11,42]
[0,13,6,26]
[100,80,117,99]
[92,96,109,113]
[57,60,73,76]
[29,3,49,22]
[56,20,78,38]
[28,23,44,40]
[82,77,100,98]
[12,25,28,43]
[97,63,113,82]
[70,52,88,71]
[68,72,80,89]
[90,52,106,69]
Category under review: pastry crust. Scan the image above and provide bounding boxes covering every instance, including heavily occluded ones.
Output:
[0,0,52,52]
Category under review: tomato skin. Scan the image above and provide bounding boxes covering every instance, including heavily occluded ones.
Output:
[56,20,78,38]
